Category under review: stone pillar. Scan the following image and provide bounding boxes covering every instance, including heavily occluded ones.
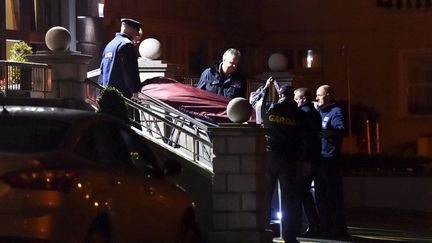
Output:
[206,124,272,243]
[137,38,181,82]
[137,58,180,82]
[27,51,92,100]
[61,0,77,51]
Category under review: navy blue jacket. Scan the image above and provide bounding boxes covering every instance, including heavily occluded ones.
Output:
[100,33,141,98]
[299,102,322,162]
[261,89,305,161]
[317,103,345,158]
[197,62,246,98]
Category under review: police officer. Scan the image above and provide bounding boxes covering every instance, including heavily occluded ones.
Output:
[294,87,323,237]
[261,77,305,243]
[315,84,348,239]
[197,48,246,99]
[100,18,142,99]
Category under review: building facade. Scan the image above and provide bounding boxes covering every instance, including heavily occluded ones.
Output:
[3,0,432,156]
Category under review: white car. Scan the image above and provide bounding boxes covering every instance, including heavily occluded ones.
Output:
[0,105,199,243]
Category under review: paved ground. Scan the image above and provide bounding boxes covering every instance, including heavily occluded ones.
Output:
[273,207,432,242]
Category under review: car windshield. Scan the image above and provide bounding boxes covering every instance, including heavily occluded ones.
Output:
[0,117,69,153]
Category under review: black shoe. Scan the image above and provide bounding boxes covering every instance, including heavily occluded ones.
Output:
[268,222,280,238]
[302,226,321,238]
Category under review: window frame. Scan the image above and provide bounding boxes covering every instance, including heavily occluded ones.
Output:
[399,49,432,118]
[74,122,163,177]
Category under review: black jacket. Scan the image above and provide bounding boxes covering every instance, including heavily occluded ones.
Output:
[100,33,141,98]
[197,62,246,98]
[317,103,345,158]
[261,88,305,161]
[299,102,322,162]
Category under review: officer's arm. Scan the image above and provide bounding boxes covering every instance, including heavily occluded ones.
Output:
[321,106,345,138]
[332,107,346,139]
[98,61,104,85]
[331,107,345,130]
[260,84,272,122]
[260,77,274,112]
[330,106,344,134]
[120,44,141,94]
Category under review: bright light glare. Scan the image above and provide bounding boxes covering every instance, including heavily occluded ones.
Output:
[98,3,104,17]
[277,211,282,220]
[307,49,314,68]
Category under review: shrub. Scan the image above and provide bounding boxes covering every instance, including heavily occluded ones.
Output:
[9,41,32,62]
[97,87,130,124]
[7,41,33,84]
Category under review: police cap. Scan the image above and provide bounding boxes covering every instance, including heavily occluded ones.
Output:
[121,18,142,32]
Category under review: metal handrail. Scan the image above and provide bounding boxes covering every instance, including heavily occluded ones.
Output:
[84,79,214,173]
[0,61,214,172]
[0,60,52,97]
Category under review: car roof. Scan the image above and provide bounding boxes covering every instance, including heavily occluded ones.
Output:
[0,105,113,123]
[0,97,95,110]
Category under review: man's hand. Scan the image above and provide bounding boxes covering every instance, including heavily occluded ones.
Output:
[264,76,274,90]
[131,92,139,99]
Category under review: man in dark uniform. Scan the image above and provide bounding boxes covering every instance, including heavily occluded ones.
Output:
[100,18,142,99]
[261,77,305,243]
[294,87,323,237]
[315,84,348,239]
[197,48,246,99]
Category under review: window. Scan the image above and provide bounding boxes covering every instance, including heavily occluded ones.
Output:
[268,47,322,72]
[0,116,69,153]
[75,124,160,176]
[119,129,160,174]
[75,125,130,166]
[6,0,21,30]
[407,58,432,115]
[400,50,432,116]
[297,49,322,70]
[98,3,104,17]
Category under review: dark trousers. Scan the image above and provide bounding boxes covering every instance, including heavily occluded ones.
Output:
[266,151,302,243]
[301,171,320,231]
[316,157,347,236]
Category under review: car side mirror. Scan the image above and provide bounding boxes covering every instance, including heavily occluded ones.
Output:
[163,159,182,177]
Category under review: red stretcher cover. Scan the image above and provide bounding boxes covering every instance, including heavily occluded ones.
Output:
[139,77,234,125]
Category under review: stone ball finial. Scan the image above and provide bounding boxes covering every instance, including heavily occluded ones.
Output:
[139,38,162,60]
[268,53,288,71]
[45,26,71,51]
[227,97,253,123]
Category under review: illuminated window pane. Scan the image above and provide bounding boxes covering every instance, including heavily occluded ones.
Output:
[298,49,322,69]
[98,3,104,17]
[6,0,21,30]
